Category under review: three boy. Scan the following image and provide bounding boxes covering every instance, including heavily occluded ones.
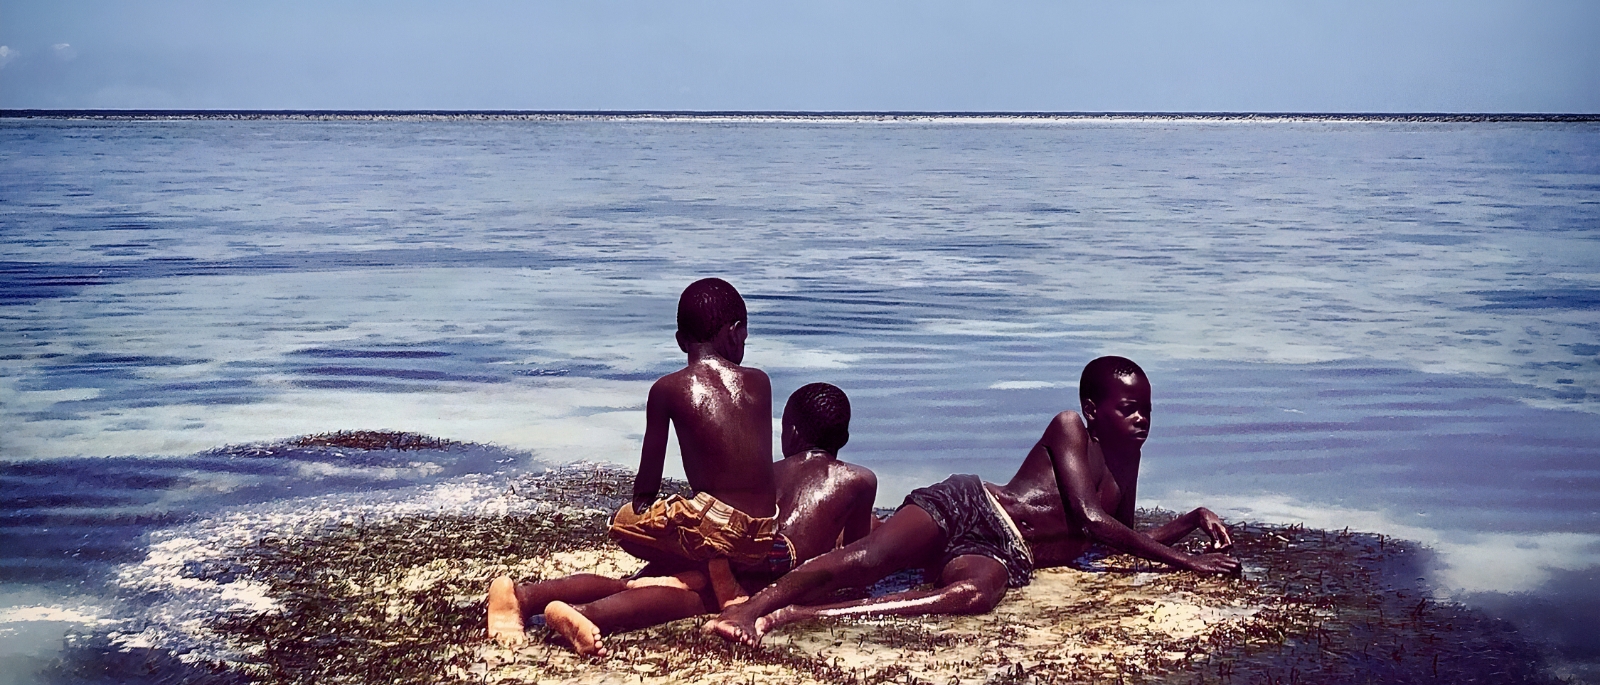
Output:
[489,278,1240,654]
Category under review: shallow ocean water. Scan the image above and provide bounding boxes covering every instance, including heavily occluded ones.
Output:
[1,116,1597,679]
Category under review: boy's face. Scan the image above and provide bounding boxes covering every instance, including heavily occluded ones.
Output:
[1086,373,1152,451]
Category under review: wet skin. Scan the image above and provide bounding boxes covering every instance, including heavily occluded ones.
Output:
[487,421,878,652]
[488,319,780,651]
[706,373,1239,646]
[631,319,776,522]
[770,402,878,564]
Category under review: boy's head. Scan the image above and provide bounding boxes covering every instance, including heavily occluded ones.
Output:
[782,382,851,456]
[676,278,748,362]
[1079,356,1151,449]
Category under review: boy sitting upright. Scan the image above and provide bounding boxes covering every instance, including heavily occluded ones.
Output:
[485,382,878,656]
[606,277,782,608]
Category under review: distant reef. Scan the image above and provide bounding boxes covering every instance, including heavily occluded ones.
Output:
[4,109,1599,123]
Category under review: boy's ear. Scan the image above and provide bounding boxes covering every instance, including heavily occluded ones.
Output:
[675,330,691,354]
[715,319,747,348]
[1080,398,1100,441]
[1081,397,1098,425]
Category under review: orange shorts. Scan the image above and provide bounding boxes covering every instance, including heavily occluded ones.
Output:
[608,492,793,571]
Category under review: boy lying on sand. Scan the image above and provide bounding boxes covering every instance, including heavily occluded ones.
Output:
[706,356,1239,646]
[488,382,878,656]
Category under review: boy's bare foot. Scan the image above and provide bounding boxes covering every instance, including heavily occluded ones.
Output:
[486,576,526,647]
[706,558,748,610]
[625,570,706,592]
[545,601,606,657]
[702,601,766,647]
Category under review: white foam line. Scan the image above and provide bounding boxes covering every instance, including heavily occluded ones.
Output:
[0,606,111,625]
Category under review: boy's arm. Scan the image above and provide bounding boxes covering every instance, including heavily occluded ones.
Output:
[633,381,672,512]
[1148,507,1234,549]
[1041,412,1237,574]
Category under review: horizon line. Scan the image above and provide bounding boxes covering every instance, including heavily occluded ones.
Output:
[3,109,1598,123]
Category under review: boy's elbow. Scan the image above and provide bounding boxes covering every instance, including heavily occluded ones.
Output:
[1082,513,1122,541]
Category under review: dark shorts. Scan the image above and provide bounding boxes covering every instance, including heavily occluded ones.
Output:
[900,474,1035,588]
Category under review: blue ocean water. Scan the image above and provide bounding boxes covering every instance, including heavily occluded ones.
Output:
[1,116,1598,679]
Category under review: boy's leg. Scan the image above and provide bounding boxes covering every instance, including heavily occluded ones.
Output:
[759,554,1008,633]
[626,569,707,592]
[706,558,747,609]
[545,586,709,657]
[487,577,526,646]
[704,504,945,646]
[517,574,631,614]
[487,573,632,646]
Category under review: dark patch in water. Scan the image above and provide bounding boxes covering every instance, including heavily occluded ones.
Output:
[1466,566,1600,673]
[0,432,530,584]
[1392,233,1474,246]
[1470,288,1600,311]
[291,348,453,359]
[0,249,579,305]
[31,641,251,685]
[297,365,502,383]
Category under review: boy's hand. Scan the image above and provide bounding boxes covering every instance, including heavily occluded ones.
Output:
[1183,552,1240,575]
[1193,507,1233,550]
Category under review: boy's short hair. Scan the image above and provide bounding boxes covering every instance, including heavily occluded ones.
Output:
[787,383,851,453]
[677,278,748,343]
[1079,356,1147,404]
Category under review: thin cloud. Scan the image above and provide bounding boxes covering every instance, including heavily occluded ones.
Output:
[0,46,16,69]
[51,43,77,61]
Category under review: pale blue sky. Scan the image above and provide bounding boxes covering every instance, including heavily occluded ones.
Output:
[2,0,1596,112]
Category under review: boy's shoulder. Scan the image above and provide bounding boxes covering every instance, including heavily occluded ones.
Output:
[829,460,878,493]
[653,365,694,386]
[648,367,691,397]
[739,364,772,388]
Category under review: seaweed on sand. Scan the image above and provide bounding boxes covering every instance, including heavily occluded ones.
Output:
[204,462,652,685]
[288,431,461,452]
[180,462,1559,685]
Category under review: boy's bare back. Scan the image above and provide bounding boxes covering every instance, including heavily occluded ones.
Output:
[631,277,777,519]
[769,382,875,561]
[648,358,776,517]
[773,453,875,561]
